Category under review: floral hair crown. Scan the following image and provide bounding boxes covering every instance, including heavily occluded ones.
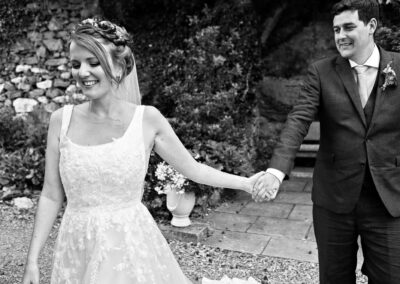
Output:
[77,18,132,46]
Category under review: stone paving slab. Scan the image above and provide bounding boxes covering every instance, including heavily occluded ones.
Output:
[248,217,312,240]
[203,229,271,255]
[273,191,313,205]
[288,204,313,222]
[280,179,308,192]
[307,225,316,242]
[204,212,258,232]
[240,202,294,218]
[304,180,313,192]
[214,200,249,214]
[262,237,318,263]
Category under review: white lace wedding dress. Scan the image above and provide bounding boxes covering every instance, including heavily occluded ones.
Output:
[50,105,191,284]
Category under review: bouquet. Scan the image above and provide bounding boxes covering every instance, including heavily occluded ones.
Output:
[154,162,188,195]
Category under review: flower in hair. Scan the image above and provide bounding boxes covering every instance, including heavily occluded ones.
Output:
[81,18,96,26]
[80,18,130,46]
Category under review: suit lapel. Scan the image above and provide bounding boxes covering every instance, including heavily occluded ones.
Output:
[368,47,393,129]
[335,56,367,127]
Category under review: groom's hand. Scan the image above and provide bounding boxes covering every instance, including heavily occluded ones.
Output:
[252,172,281,202]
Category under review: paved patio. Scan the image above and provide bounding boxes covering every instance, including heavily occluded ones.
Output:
[199,177,364,268]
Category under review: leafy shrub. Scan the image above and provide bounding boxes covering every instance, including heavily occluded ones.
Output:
[0,0,38,46]
[376,26,400,52]
[0,107,27,151]
[133,5,265,215]
[155,9,258,205]
[0,106,49,151]
[0,147,45,193]
[0,106,48,196]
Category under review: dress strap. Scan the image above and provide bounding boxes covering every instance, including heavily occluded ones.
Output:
[136,105,145,131]
[125,105,145,143]
[60,105,74,139]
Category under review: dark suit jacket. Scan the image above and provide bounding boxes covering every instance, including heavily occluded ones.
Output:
[269,47,400,217]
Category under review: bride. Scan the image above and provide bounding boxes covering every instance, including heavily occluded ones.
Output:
[22,18,263,284]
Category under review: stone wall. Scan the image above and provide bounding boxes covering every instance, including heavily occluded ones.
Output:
[0,0,97,115]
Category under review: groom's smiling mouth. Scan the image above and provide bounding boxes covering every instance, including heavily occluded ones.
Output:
[338,42,353,49]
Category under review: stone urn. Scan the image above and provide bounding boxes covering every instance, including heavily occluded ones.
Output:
[166,190,196,227]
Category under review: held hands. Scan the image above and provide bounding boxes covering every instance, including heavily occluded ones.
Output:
[247,172,267,194]
[252,172,281,202]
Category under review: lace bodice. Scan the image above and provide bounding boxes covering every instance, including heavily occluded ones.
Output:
[59,105,147,209]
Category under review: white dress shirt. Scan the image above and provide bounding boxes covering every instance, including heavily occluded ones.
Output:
[349,44,380,102]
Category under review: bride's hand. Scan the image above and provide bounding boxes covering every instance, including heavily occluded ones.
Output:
[245,172,266,193]
[22,262,40,284]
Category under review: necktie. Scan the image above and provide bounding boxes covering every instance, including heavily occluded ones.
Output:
[354,65,369,108]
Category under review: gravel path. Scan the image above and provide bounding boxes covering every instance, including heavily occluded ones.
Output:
[0,201,367,284]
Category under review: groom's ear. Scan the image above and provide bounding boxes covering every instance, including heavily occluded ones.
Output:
[368,18,378,35]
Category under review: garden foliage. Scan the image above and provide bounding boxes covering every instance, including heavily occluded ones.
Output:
[0,106,48,197]
[0,0,38,46]
[139,5,264,215]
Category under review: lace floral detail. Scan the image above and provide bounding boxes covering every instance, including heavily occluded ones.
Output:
[51,105,190,284]
[59,137,145,208]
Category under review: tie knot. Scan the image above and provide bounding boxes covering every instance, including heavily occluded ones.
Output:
[354,65,369,74]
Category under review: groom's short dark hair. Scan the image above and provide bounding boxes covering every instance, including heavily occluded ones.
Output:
[331,0,380,25]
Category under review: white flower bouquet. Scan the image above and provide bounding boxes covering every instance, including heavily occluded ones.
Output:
[154,162,188,195]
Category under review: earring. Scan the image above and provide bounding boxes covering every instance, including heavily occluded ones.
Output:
[116,75,121,83]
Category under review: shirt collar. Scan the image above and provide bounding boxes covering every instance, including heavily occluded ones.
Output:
[349,44,380,69]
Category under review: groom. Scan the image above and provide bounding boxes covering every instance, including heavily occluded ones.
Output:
[253,0,400,283]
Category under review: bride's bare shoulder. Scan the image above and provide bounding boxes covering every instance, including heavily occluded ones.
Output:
[142,105,165,122]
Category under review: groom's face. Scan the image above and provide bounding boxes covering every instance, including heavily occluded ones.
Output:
[333,10,375,63]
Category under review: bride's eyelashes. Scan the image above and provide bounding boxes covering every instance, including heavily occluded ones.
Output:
[70,59,101,69]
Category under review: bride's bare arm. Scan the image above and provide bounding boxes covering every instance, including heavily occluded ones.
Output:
[143,106,263,193]
[23,109,65,284]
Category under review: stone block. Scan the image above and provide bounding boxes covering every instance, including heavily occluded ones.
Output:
[159,222,209,243]
[13,98,38,113]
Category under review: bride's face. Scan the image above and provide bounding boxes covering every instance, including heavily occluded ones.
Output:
[69,40,118,100]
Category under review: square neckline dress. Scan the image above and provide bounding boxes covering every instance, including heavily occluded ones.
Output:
[51,104,191,284]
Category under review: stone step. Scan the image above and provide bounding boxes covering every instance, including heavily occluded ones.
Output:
[159,222,210,243]
[290,167,313,178]
[297,121,320,158]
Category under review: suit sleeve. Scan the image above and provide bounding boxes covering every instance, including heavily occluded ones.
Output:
[268,63,321,176]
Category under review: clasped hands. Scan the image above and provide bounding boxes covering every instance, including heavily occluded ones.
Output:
[248,172,281,202]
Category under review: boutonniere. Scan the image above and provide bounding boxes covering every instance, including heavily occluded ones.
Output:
[381,61,397,91]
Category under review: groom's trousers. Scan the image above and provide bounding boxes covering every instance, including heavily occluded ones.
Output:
[313,169,400,284]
